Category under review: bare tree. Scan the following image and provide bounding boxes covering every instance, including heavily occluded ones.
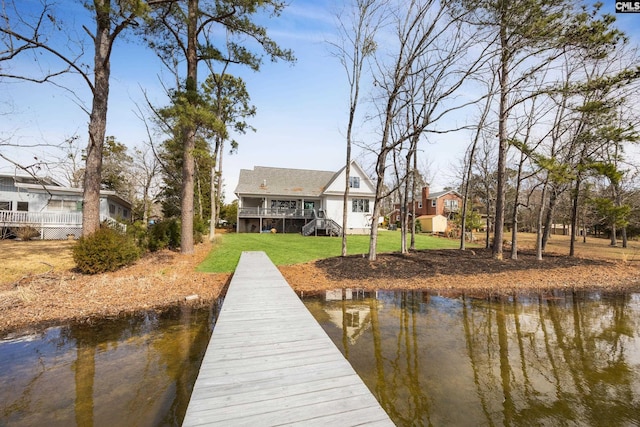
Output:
[131,141,161,225]
[459,69,496,250]
[366,0,488,261]
[330,0,385,257]
[1,0,145,235]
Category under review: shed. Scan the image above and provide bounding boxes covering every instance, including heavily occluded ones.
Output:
[417,214,447,233]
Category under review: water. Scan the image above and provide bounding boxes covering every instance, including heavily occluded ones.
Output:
[303,289,640,426]
[3,290,640,426]
[0,303,221,427]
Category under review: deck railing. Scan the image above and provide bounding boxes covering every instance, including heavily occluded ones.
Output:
[0,210,83,225]
[0,210,126,235]
[238,207,315,218]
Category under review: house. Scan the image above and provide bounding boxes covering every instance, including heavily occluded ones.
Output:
[390,186,462,230]
[0,173,131,240]
[234,162,376,235]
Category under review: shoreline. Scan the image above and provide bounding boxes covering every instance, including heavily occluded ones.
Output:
[2,241,640,338]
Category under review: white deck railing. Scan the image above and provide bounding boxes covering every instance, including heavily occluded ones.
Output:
[0,210,126,234]
[0,210,82,225]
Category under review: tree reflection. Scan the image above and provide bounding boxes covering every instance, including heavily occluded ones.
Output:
[71,326,96,427]
[314,290,640,426]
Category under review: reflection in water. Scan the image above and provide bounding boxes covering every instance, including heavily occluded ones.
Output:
[304,290,640,426]
[0,302,221,427]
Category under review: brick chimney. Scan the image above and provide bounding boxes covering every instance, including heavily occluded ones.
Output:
[422,185,430,206]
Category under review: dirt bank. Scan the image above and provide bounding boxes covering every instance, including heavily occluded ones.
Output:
[2,240,639,337]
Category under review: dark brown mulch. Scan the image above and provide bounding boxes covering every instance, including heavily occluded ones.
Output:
[315,248,611,281]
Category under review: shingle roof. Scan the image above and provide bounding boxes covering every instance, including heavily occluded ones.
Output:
[234,166,340,198]
[428,189,460,199]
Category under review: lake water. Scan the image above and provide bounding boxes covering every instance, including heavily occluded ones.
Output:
[0,303,221,427]
[2,290,640,426]
[303,289,640,426]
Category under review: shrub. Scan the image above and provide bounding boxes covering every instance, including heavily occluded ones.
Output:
[12,225,40,241]
[127,220,149,250]
[193,216,207,244]
[148,218,181,252]
[73,228,141,274]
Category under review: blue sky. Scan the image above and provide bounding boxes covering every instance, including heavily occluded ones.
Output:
[2,1,640,202]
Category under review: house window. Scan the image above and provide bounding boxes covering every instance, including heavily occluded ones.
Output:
[418,202,422,209]
[17,202,28,211]
[349,176,360,189]
[352,199,369,213]
[431,200,436,207]
[48,200,77,212]
[48,200,63,211]
[0,178,15,192]
[444,199,459,210]
[109,204,116,214]
[270,200,297,209]
[0,201,11,211]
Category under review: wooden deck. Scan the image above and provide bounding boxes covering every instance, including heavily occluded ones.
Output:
[182,251,394,426]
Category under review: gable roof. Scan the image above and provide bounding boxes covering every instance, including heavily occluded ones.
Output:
[0,173,132,208]
[234,166,339,198]
[428,189,461,199]
[0,173,62,187]
[323,161,376,195]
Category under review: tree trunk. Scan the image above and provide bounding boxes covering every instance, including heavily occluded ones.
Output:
[541,188,557,250]
[510,151,525,260]
[82,2,112,236]
[209,166,216,240]
[400,177,409,254]
[535,181,548,261]
[493,24,509,260]
[569,178,580,257]
[409,148,417,251]
[368,150,388,261]
[610,223,617,246]
[180,0,198,254]
[342,148,352,257]
[485,199,491,249]
[216,143,224,225]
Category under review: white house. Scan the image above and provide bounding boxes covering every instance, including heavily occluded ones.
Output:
[0,173,131,239]
[234,162,376,235]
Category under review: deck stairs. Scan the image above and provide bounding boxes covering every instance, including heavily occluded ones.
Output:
[302,209,342,236]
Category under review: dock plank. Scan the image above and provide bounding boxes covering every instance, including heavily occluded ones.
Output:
[182,251,393,426]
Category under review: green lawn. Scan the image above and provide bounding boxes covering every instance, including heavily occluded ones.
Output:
[197,231,465,273]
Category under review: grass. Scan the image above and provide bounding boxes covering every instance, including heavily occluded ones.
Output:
[0,239,77,285]
[515,232,640,262]
[197,231,466,273]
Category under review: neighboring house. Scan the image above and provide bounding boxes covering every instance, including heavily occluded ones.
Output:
[234,162,375,235]
[390,186,462,229]
[0,173,131,240]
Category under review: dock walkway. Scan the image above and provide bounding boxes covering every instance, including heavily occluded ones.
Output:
[182,251,393,426]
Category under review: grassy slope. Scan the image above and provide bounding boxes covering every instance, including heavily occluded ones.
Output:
[197,231,465,273]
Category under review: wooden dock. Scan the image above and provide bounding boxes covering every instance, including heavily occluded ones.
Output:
[182,251,394,426]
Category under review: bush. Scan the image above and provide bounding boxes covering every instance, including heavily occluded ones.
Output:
[127,220,149,250]
[73,227,141,274]
[12,225,40,241]
[193,216,207,244]
[148,218,181,252]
